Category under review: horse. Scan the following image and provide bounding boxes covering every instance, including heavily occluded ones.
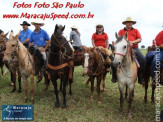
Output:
[47,24,73,109]
[83,47,108,104]
[84,46,112,92]
[3,31,49,104]
[144,45,163,103]
[112,32,138,117]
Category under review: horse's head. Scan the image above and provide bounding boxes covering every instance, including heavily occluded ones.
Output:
[3,31,20,63]
[83,47,96,75]
[51,24,73,56]
[112,32,129,68]
[0,32,9,52]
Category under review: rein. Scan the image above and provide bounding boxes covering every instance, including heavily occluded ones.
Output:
[47,34,72,71]
[114,43,137,78]
[88,50,104,76]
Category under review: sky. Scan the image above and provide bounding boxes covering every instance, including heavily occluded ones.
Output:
[0,0,163,48]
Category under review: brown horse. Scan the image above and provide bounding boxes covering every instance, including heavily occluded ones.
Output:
[144,45,163,103]
[3,31,49,104]
[83,47,108,104]
[85,46,112,92]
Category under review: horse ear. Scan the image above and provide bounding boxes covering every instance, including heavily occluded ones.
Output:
[9,30,14,39]
[14,30,20,39]
[4,32,9,37]
[54,24,58,33]
[62,25,65,31]
[115,32,118,39]
[124,32,128,41]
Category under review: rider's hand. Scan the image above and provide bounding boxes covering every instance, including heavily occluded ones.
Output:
[40,48,46,52]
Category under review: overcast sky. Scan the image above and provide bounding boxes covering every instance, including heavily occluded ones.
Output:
[0,0,163,48]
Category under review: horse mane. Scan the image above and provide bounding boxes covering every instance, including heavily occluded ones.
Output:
[28,46,44,69]
[129,44,134,62]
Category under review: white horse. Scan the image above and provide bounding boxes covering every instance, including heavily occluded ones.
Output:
[112,32,138,117]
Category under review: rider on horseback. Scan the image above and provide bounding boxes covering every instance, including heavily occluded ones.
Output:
[112,17,146,85]
[151,30,163,84]
[70,26,82,52]
[19,21,32,48]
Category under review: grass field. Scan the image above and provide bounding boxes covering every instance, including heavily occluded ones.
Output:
[0,49,163,122]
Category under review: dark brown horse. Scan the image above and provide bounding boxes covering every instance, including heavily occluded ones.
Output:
[83,47,107,104]
[47,24,73,109]
[144,45,163,103]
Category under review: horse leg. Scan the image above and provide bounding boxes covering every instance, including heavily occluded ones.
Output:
[97,76,102,104]
[62,74,68,109]
[44,71,50,91]
[69,78,73,95]
[86,77,90,87]
[151,83,156,103]
[23,76,28,103]
[17,71,21,93]
[125,86,128,100]
[11,71,16,93]
[60,79,63,92]
[118,83,124,116]
[144,76,149,103]
[128,85,134,118]
[51,75,60,108]
[102,72,107,92]
[30,75,34,104]
[90,76,95,102]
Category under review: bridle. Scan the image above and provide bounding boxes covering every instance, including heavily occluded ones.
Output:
[87,49,105,76]
[113,41,137,78]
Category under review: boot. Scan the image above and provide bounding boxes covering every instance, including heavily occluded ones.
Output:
[111,65,117,83]
[138,69,145,86]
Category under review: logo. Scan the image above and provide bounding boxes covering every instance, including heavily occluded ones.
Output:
[2,105,33,121]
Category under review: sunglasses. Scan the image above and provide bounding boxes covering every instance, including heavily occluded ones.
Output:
[97,26,103,28]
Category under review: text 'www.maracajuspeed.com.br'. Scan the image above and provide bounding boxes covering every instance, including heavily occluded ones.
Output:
[3,12,94,20]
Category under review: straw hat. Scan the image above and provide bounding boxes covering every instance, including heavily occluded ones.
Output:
[122,17,136,25]
[31,20,44,26]
[71,26,78,29]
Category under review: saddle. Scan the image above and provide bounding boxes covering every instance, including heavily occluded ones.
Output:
[74,49,83,56]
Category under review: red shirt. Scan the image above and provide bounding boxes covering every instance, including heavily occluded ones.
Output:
[92,33,109,48]
[155,31,163,46]
[118,28,142,48]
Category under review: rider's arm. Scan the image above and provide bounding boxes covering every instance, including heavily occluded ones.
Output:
[130,39,142,45]
[106,39,109,49]
[158,44,163,49]
[22,38,30,45]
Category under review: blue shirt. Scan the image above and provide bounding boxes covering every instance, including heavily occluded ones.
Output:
[19,28,32,44]
[30,28,50,46]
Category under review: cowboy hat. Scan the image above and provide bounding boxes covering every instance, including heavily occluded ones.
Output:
[31,20,44,26]
[20,21,31,26]
[71,26,78,29]
[122,17,136,25]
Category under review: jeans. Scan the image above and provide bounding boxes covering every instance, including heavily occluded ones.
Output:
[133,48,146,75]
[151,49,163,80]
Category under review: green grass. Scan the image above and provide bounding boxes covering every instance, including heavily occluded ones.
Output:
[0,49,162,122]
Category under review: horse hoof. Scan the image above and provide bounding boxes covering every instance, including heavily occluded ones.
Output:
[24,99,28,103]
[17,90,21,93]
[10,82,14,86]
[90,98,94,102]
[85,83,89,87]
[31,100,34,105]
[62,105,67,110]
[69,92,72,95]
[55,102,60,108]
[11,89,16,93]
[128,113,132,118]
[103,88,106,92]
[98,101,101,105]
